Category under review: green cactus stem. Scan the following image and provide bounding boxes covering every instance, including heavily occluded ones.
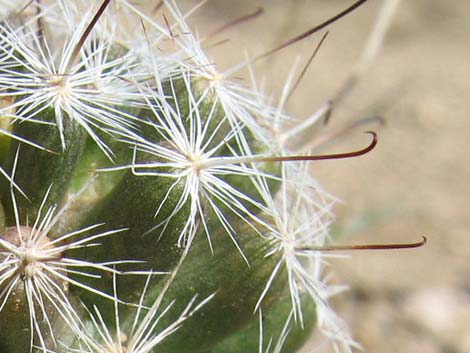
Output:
[2,108,87,224]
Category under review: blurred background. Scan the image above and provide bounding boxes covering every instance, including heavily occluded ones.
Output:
[162,1,469,352]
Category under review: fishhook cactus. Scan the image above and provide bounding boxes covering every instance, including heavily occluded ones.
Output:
[0,1,424,353]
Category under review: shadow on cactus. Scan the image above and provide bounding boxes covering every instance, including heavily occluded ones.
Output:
[0,1,425,353]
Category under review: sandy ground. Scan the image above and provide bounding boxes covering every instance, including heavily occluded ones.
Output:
[166,1,469,352]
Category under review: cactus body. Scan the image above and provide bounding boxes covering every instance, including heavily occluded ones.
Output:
[0,1,376,353]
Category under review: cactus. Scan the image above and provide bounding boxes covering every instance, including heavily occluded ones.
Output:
[0,1,420,353]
